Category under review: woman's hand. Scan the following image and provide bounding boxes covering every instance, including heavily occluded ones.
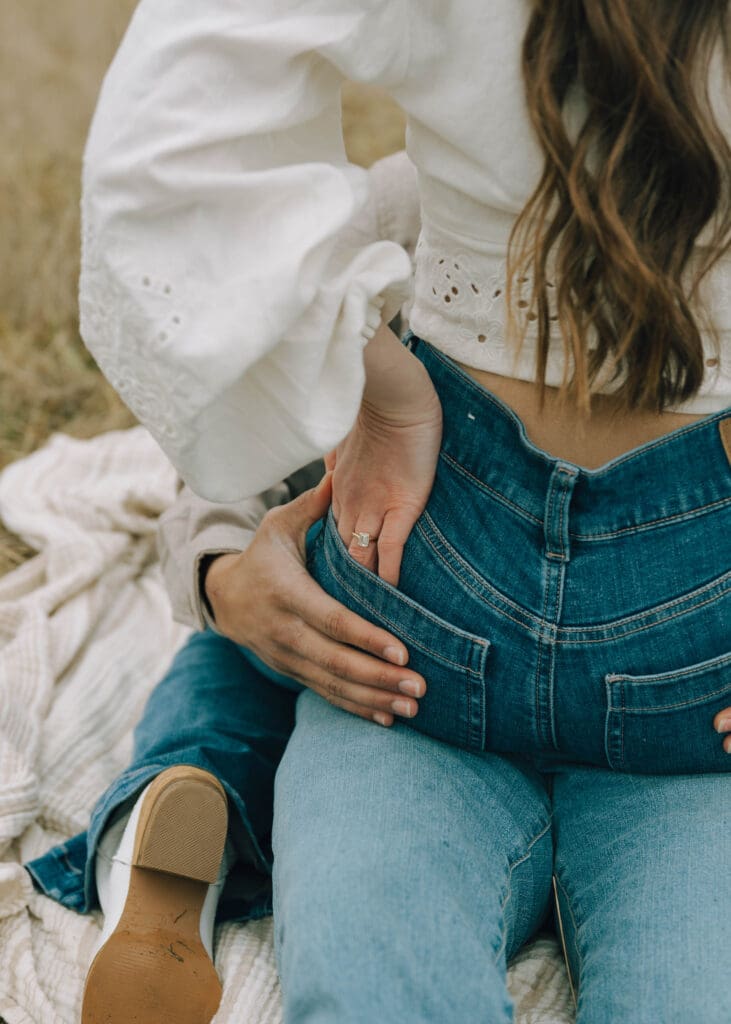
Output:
[329,324,443,585]
[204,472,426,727]
[713,708,731,753]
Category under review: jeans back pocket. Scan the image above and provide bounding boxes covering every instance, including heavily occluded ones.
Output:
[605,651,731,773]
[306,508,490,752]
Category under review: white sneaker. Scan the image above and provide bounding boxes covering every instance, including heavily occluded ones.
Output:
[82,765,231,1024]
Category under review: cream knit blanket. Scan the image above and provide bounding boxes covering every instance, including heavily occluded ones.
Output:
[0,427,574,1023]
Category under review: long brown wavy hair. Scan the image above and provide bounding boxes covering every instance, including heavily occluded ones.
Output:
[505,0,731,414]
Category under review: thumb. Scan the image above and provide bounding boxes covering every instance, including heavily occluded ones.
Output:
[287,469,333,530]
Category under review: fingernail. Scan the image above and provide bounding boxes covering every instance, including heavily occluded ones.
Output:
[373,712,391,727]
[384,646,406,666]
[716,718,731,733]
[398,679,423,698]
[391,698,415,718]
[725,735,731,754]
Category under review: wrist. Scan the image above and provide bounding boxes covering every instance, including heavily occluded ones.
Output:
[202,551,240,620]
[362,323,437,419]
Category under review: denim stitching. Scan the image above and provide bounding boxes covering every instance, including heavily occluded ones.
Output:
[447,441,731,541]
[558,572,731,632]
[421,509,730,642]
[608,680,731,714]
[534,564,553,748]
[493,820,553,964]
[558,477,573,560]
[606,649,731,684]
[442,431,731,542]
[325,514,490,652]
[548,565,565,751]
[415,512,536,622]
[426,332,730,470]
[544,473,556,557]
[441,452,544,526]
[322,542,487,676]
[556,483,567,559]
[568,495,731,540]
[556,589,731,644]
[417,505,724,638]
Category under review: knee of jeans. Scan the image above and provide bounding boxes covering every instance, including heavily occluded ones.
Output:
[577,978,728,1024]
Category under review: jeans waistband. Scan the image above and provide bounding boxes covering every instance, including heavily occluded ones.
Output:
[405,331,731,538]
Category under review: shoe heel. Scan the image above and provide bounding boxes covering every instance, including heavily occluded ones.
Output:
[81,767,229,1024]
[133,765,228,883]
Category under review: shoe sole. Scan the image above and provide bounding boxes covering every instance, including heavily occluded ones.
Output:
[81,765,229,1024]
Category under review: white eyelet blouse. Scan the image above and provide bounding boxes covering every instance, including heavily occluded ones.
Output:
[79,0,731,501]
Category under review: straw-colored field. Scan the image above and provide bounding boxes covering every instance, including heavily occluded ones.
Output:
[0,0,406,575]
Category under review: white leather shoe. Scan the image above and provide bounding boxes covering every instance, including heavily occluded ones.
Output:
[82,765,231,1024]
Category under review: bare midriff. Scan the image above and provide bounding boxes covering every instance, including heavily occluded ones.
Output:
[454,361,705,470]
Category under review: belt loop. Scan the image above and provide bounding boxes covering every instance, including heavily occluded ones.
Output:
[720,417,731,468]
[544,463,579,562]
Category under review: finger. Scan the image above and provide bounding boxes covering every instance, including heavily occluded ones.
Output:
[725,735,731,755]
[288,576,412,666]
[347,518,382,573]
[713,708,731,733]
[375,510,415,587]
[278,621,425,698]
[282,650,421,720]
[324,694,395,728]
[281,471,332,551]
[324,449,337,472]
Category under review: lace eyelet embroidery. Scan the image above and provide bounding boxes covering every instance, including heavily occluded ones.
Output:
[79,216,198,457]
[412,235,731,399]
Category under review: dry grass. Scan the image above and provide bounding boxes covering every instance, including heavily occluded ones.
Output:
[0,0,405,575]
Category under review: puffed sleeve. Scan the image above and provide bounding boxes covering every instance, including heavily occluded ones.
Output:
[79,0,414,501]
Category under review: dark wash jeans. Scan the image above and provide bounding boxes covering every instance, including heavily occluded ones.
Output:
[28,332,731,1022]
[307,334,731,776]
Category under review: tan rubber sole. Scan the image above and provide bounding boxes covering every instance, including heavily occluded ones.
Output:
[81,766,229,1024]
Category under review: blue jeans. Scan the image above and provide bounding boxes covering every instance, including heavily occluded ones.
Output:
[26,630,303,922]
[271,333,731,1022]
[27,331,731,1021]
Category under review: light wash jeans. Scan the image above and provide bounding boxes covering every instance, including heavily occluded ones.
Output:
[27,332,731,1022]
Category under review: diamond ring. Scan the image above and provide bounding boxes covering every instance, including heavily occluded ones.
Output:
[351,531,373,548]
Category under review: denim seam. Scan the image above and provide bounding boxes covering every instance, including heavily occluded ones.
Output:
[548,566,565,751]
[420,510,730,642]
[608,680,731,714]
[322,541,487,676]
[606,648,731,684]
[440,451,544,527]
[558,477,573,560]
[558,572,731,633]
[534,565,552,748]
[417,513,538,629]
[423,339,731,473]
[439,417,731,542]
[557,588,731,644]
[326,509,491,651]
[493,820,553,964]
[544,472,558,559]
[552,871,585,1007]
[568,495,731,540]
